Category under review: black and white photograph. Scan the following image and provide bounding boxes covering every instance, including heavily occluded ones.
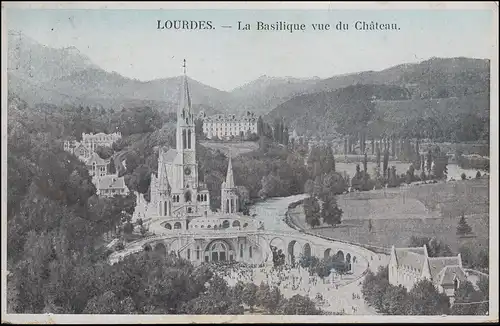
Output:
[2,2,498,324]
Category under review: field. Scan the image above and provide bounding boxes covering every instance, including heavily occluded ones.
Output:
[201,140,259,156]
[290,178,490,253]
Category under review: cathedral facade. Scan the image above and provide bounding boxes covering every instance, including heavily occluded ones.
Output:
[133,62,263,264]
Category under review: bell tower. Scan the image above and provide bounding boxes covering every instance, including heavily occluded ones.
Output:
[176,59,198,190]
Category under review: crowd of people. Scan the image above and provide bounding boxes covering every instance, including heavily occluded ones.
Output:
[201,258,372,315]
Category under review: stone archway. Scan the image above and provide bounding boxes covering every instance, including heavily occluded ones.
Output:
[287,240,301,267]
[154,242,167,256]
[269,237,286,252]
[302,243,312,259]
[335,250,345,262]
[168,239,180,256]
[324,248,332,259]
[269,237,286,266]
[204,239,233,263]
[346,253,352,271]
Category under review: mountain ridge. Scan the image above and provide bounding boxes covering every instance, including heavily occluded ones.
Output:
[7,30,490,125]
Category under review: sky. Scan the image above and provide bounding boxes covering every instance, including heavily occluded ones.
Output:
[5,7,496,91]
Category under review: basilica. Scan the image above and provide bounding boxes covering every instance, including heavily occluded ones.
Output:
[132,61,263,264]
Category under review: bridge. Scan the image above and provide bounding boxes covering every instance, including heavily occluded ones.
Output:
[109,227,376,275]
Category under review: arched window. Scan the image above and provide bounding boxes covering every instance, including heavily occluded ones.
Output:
[207,225,212,228]
[243,223,248,228]
[222,220,230,229]
[187,249,191,259]
[164,201,167,216]
[182,130,187,149]
[165,223,172,230]
[174,222,182,229]
[240,244,244,258]
[188,129,192,149]
[226,199,230,213]
[196,246,200,259]
[197,194,200,201]
[187,207,192,213]
[249,246,253,258]
[232,220,240,227]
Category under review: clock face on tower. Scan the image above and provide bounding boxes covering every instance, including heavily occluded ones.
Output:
[184,167,191,175]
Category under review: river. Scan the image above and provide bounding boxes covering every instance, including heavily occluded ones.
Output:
[249,194,308,232]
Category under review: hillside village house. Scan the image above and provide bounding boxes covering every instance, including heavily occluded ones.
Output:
[94,174,130,197]
[389,245,468,304]
[201,111,258,140]
[84,152,110,177]
[64,132,129,197]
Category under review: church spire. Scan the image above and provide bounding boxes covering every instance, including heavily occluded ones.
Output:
[179,59,192,117]
[225,151,235,189]
[159,161,171,192]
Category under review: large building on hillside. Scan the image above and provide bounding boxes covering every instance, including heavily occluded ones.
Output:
[201,111,258,140]
[389,245,468,304]
[64,132,121,159]
[133,61,262,264]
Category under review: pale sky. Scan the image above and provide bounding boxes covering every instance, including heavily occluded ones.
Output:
[5,8,495,91]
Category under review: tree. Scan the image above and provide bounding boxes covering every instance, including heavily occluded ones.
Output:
[376,145,381,168]
[451,280,485,315]
[456,214,473,237]
[432,151,449,179]
[95,146,114,160]
[383,149,389,179]
[407,279,450,315]
[381,284,410,315]
[123,222,134,235]
[242,283,258,312]
[320,198,343,226]
[280,294,322,315]
[303,197,321,228]
[426,150,433,174]
[408,236,453,257]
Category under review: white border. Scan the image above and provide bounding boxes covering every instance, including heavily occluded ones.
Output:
[1,1,498,324]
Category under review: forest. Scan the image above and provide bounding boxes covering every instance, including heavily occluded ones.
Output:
[6,93,326,314]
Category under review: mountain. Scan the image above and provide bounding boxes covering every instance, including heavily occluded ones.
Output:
[312,57,490,99]
[7,30,490,124]
[267,83,490,140]
[7,31,229,115]
[8,31,99,82]
[230,57,489,115]
[229,75,320,115]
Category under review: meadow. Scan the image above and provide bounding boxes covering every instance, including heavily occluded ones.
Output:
[290,178,490,253]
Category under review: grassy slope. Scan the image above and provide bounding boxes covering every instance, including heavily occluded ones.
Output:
[291,178,489,252]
